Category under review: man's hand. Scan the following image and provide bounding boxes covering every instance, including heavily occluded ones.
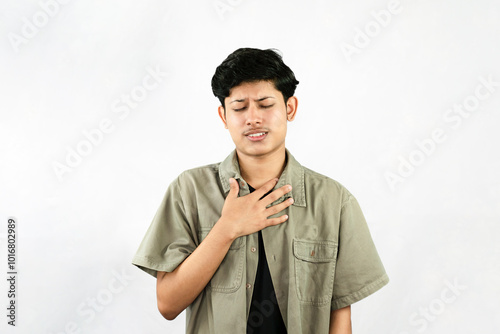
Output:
[156,177,293,321]
[218,177,294,241]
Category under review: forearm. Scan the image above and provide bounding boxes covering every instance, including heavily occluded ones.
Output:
[329,305,352,334]
[156,220,233,320]
[156,177,292,320]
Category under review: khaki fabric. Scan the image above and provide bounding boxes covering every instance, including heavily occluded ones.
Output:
[132,148,389,334]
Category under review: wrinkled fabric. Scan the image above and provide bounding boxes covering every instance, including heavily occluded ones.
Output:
[132,148,389,334]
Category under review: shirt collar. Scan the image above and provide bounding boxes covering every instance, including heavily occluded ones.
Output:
[218,148,306,207]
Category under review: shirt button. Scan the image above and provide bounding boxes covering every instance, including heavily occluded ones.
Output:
[251,247,256,253]
[239,181,245,187]
[246,283,252,289]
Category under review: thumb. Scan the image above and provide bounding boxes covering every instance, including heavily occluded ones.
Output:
[228,178,239,198]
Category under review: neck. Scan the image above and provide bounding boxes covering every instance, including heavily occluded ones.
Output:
[236,146,287,189]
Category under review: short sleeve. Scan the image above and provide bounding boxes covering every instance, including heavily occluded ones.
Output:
[331,193,389,310]
[131,177,196,278]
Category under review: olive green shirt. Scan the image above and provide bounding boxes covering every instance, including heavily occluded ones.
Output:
[132,148,389,334]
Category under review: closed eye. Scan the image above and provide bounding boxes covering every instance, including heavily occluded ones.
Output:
[261,104,274,109]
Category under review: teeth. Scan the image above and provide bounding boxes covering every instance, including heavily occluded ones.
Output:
[248,132,266,137]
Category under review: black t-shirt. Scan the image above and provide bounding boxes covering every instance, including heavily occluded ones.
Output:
[246,185,287,334]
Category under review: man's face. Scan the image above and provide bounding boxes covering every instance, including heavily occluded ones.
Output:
[218,80,297,159]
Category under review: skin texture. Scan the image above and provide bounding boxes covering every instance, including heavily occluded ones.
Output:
[330,305,352,334]
[157,80,352,332]
[218,80,297,188]
[156,177,293,320]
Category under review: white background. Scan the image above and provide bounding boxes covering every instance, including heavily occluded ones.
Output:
[1,0,499,333]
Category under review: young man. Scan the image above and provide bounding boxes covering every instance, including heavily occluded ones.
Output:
[132,48,389,333]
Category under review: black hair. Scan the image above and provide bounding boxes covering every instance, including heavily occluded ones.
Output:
[211,48,299,109]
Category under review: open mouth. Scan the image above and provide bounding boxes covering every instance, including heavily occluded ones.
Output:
[246,132,268,141]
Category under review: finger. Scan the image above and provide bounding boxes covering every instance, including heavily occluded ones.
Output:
[265,197,294,216]
[261,184,293,206]
[265,214,289,227]
[252,177,279,199]
[227,178,239,199]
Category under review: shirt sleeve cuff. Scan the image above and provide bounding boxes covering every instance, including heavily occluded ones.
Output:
[331,273,389,310]
[131,254,189,278]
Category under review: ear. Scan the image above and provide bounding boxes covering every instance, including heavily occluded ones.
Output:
[218,105,228,129]
[285,96,298,121]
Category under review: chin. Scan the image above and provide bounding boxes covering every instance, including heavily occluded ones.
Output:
[239,146,277,157]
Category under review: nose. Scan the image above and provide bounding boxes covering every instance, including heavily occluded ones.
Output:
[246,104,262,126]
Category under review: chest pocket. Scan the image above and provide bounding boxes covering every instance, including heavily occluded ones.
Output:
[198,228,245,293]
[293,238,337,305]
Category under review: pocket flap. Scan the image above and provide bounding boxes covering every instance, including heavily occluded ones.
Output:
[293,239,336,263]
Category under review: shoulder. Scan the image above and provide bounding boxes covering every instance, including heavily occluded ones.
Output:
[172,161,222,187]
[301,165,354,205]
[179,162,221,177]
[161,161,223,203]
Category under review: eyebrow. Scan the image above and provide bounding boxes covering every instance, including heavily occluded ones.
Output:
[229,96,275,104]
